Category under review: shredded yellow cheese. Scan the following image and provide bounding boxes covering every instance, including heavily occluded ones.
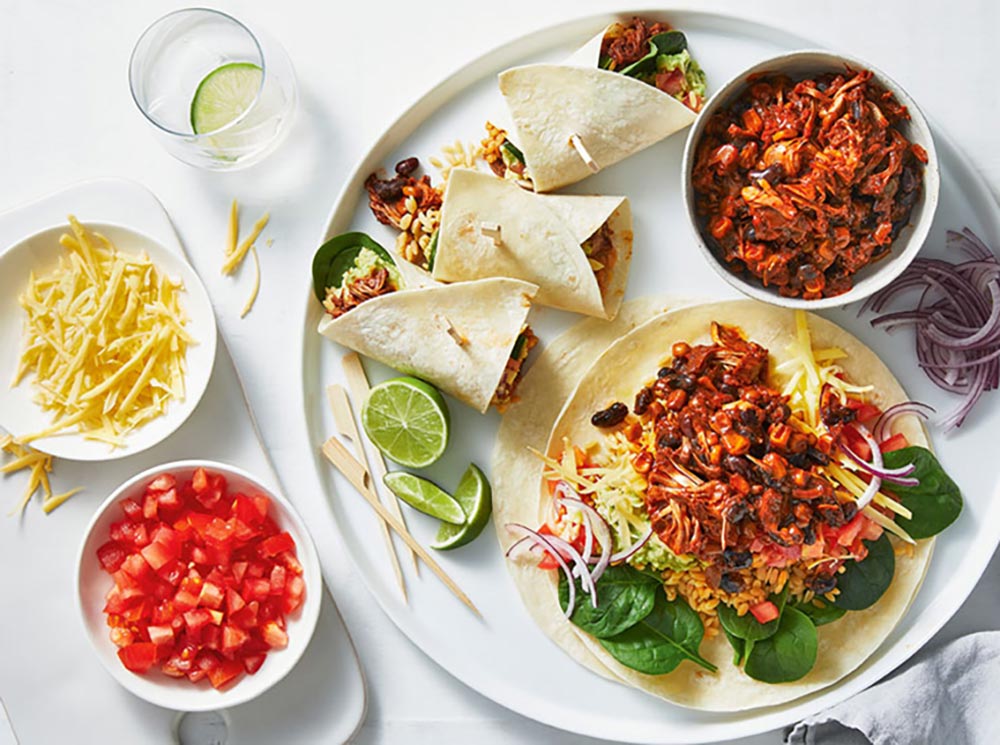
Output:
[222,201,269,318]
[226,199,239,257]
[240,245,261,318]
[13,216,192,446]
[222,210,269,275]
[1,435,79,515]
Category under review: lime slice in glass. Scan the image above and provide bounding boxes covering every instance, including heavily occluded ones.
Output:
[431,464,492,550]
[383,472,464,525]
[190,62,263,134]
[361,377,449,468]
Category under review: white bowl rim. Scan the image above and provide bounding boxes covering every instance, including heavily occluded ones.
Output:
[74,458,322,712]
[681,48,941,310]
[0,220,218,461]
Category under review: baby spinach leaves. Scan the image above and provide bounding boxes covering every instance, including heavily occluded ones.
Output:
[597,592,717,674]
[618,31,688,77]
[882,446,963,539]
[311,232,393,302]
[833,533,895,611]
[742,607,818,684]
[792,597,846,627]
[558,564,657,638]
[717,587,787,644]
[563,565,715,674]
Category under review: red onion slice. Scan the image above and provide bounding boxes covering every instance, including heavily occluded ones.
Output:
[541,532,599,608]
[872,401,935,442]
[607,526,654,564]
[506,524,579,616]
[554,496,613,586]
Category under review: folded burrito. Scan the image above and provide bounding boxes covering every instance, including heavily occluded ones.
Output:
[432,169,632,320]
[313,231,540,413]
[497,20,705,192]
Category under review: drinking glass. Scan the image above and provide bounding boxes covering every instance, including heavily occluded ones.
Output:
[129,8,297,170]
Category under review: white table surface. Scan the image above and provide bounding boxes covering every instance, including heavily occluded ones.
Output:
[3,1,999,743]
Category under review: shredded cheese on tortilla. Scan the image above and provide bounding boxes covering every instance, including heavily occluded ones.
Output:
[13,216,192,447]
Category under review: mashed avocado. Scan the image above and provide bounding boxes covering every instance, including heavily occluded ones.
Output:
[340,247,401,290]
[656,50,707,102]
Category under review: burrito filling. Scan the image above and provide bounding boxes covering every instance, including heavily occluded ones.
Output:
[491,327,538,412]
[582,222,617,293]
[482,121,532,187]
[599,17,706,112]
[323,248,401,319]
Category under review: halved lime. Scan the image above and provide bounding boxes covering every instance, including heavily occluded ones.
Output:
[190,62,263,134]
[361,377,449,468]
[431,464,492,551]
[383,472,464,524]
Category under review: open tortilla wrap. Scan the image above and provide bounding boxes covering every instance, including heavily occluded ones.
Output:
[494,299,933,710]
[433,169,632,319]
[498,27,698,193]
[318,277,538,413]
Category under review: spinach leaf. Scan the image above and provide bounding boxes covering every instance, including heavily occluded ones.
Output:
[311,232,393,302]
[882,446,963,539]
[722,625,745,666]
[717,586,788,643]
[619,31,687,77]
[598,593,717,674]
[833,533,895,611]
[559,564,658,638]
[793,597,847,627]
[743,607,818,683]
[425,230,439,272]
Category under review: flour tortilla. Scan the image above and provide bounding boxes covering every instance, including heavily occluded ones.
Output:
[434,169,632,319]
[498,27,697,193]
[494,299,933,710]
[318,278,537,413]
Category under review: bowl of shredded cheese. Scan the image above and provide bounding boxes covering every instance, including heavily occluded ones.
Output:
[0,217,217,460]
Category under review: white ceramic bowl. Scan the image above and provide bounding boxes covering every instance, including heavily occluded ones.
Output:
[682,49,940,309]
[0,222,217,460]
[76,460,322,712]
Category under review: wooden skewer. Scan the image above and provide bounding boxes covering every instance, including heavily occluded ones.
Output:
[479,221,502,246]
[342,353,418,573]
[441,316,468,347]
[321,437,481,617]
[327,383,407,601]
[569,133,600,173]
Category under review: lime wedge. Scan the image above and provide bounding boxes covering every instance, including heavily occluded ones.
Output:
[383,472,464,524]
[431,464,492,550]
[190,62,263,134]
[361,377,449,468]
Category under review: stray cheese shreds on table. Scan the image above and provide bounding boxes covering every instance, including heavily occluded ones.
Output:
[12,215,193,448]
[221,199,269,317]
[0,434,80,515]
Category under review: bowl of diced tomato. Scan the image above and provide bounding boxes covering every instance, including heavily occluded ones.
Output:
[76,460,321,711]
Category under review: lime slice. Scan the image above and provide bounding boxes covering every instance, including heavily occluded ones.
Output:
[431,464,492,550]
[190,62,263,134]
[383,472,464,524]
[361,377,449,468]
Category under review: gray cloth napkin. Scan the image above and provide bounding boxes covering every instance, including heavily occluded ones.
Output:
[786,631,1000,745]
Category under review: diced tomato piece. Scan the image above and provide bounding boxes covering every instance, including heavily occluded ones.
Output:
[859,516,884,542]
[166,642,199,674]
[262,621,288,649]
[837,513,867,547]
[749,600,780,625]
[231,601,259,630]
[221,624,249,655]
[150,601,177,625]
[118,643,157,673]
[242,654,266,675]
[132,523,150,548]
[198,581,225,610]
[148,474,177,493]
[244,578,270,601]
[251,494,270,519]
[232,561,249,583]
[233,494,266,527]
[208,609,224,625]
[204,517,235,544]
[269,565,287,595]
[122,552,152,581]
[196,649,221,672]
[190,546,210,566]
[141,540,178,571]
[187,668,207,683]
[192,468,209,494]
[201,623,221,651]
[246,561,266,579]
[260,532,295,558]
[120,498,143,522]
[174,588,200,612]
[122,599,151,623]
[183,609,213,634]
[142,492,158,520]
[841,426,872,462]
[279,552,303,575]
[109,626,135,648]
[231,518,257,542]
[879,432,909,453]
[158,560,184,587]
[846,398,882,424]
[157,488,182,512]
[148,625,174,647]
[207,658,244,690]
[226,588,246,616]
[97,541,127,572]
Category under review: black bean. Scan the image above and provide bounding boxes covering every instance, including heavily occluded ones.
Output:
[807,447,830,466]
[658,433,682,450]
[671,374,696,392]
[394,157,419,176]
[802,523,816,545]
[739,407,760,427]
[372,176,405,202]
[657,366,672,378]
[634,387,653,415]
[591,402,628,428]
[719,573,744,594]
[749,442,767,459]
[808,574,837,594]
[787,451,809,468]
[725,501,749,523]
[722,548,753,569]
[842,501,858,521]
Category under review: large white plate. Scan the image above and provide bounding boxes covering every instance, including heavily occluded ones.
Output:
[297,10,1000,743]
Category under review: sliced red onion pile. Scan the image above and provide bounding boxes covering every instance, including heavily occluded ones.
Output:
[505,485,654,616]
[861,228,1000,431]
